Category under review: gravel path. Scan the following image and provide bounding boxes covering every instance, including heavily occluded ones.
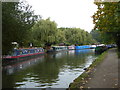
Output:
[84,48,119,88]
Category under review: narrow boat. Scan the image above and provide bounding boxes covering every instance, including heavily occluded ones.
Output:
[52,46,68,51]
[75,45,91,50]
[90,45,96,49]
[2,48,45,60]
[95,46,107,54]
[68,46,75,50]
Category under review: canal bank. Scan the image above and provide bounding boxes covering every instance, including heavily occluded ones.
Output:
[69,48,119,88]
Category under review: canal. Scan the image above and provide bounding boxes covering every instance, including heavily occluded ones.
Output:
[2,49,97,88]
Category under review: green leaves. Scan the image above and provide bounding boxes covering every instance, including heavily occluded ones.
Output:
[93,2,120,45]
[31,24,95,47]
[2,2,39,54]
[59,28,95,45]
[31,18,58,46]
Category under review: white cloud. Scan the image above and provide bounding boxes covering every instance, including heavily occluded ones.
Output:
[25,0,97,32]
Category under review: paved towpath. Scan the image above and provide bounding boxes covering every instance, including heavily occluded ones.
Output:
[83,48,119,88]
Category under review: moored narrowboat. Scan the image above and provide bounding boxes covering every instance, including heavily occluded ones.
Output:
[2,48,45,60]
[90,45,96,49]
[95,46,108,54]
[75,45,91,50]
[68,46,75,50]
[52,46,68,51]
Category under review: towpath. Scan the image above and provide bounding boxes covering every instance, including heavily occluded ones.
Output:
[83,48,119,88]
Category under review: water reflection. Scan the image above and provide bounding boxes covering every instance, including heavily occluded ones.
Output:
[3,56,44,75]
[2,49,96,88]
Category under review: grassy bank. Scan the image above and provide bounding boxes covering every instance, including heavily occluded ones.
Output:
[69,50,108,89]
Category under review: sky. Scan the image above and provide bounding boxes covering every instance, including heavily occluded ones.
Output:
[25,0,97,32]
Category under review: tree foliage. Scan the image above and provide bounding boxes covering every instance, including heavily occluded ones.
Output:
[31,18,58,46]
[58,28,95,45]
[55,28,66,44]
[31,25,95,47]
[90,29,102,43]
[2,2,39,54]
[92,1,120,51]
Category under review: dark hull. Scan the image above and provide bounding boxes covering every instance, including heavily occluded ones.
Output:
[2,52,45,66]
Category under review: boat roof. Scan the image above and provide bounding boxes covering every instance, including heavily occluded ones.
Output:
[14,48,43,51]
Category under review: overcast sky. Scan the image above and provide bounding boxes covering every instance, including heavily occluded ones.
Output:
[25,0,97,32]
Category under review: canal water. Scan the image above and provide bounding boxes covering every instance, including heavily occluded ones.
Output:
[2,49,97,88]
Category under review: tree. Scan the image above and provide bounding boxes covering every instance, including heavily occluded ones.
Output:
[55,28,66,44]
[85,31,96,44]
[64,28,79,45]
[92,1,120,51]
[61,28,95,45]
[90,29,102,43]
[31,18,58,46]
[2,2,39,55]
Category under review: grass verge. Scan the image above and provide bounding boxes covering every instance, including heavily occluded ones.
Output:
[68,50,108,89]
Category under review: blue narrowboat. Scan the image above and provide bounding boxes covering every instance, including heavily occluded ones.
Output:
[75,45,91,50]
